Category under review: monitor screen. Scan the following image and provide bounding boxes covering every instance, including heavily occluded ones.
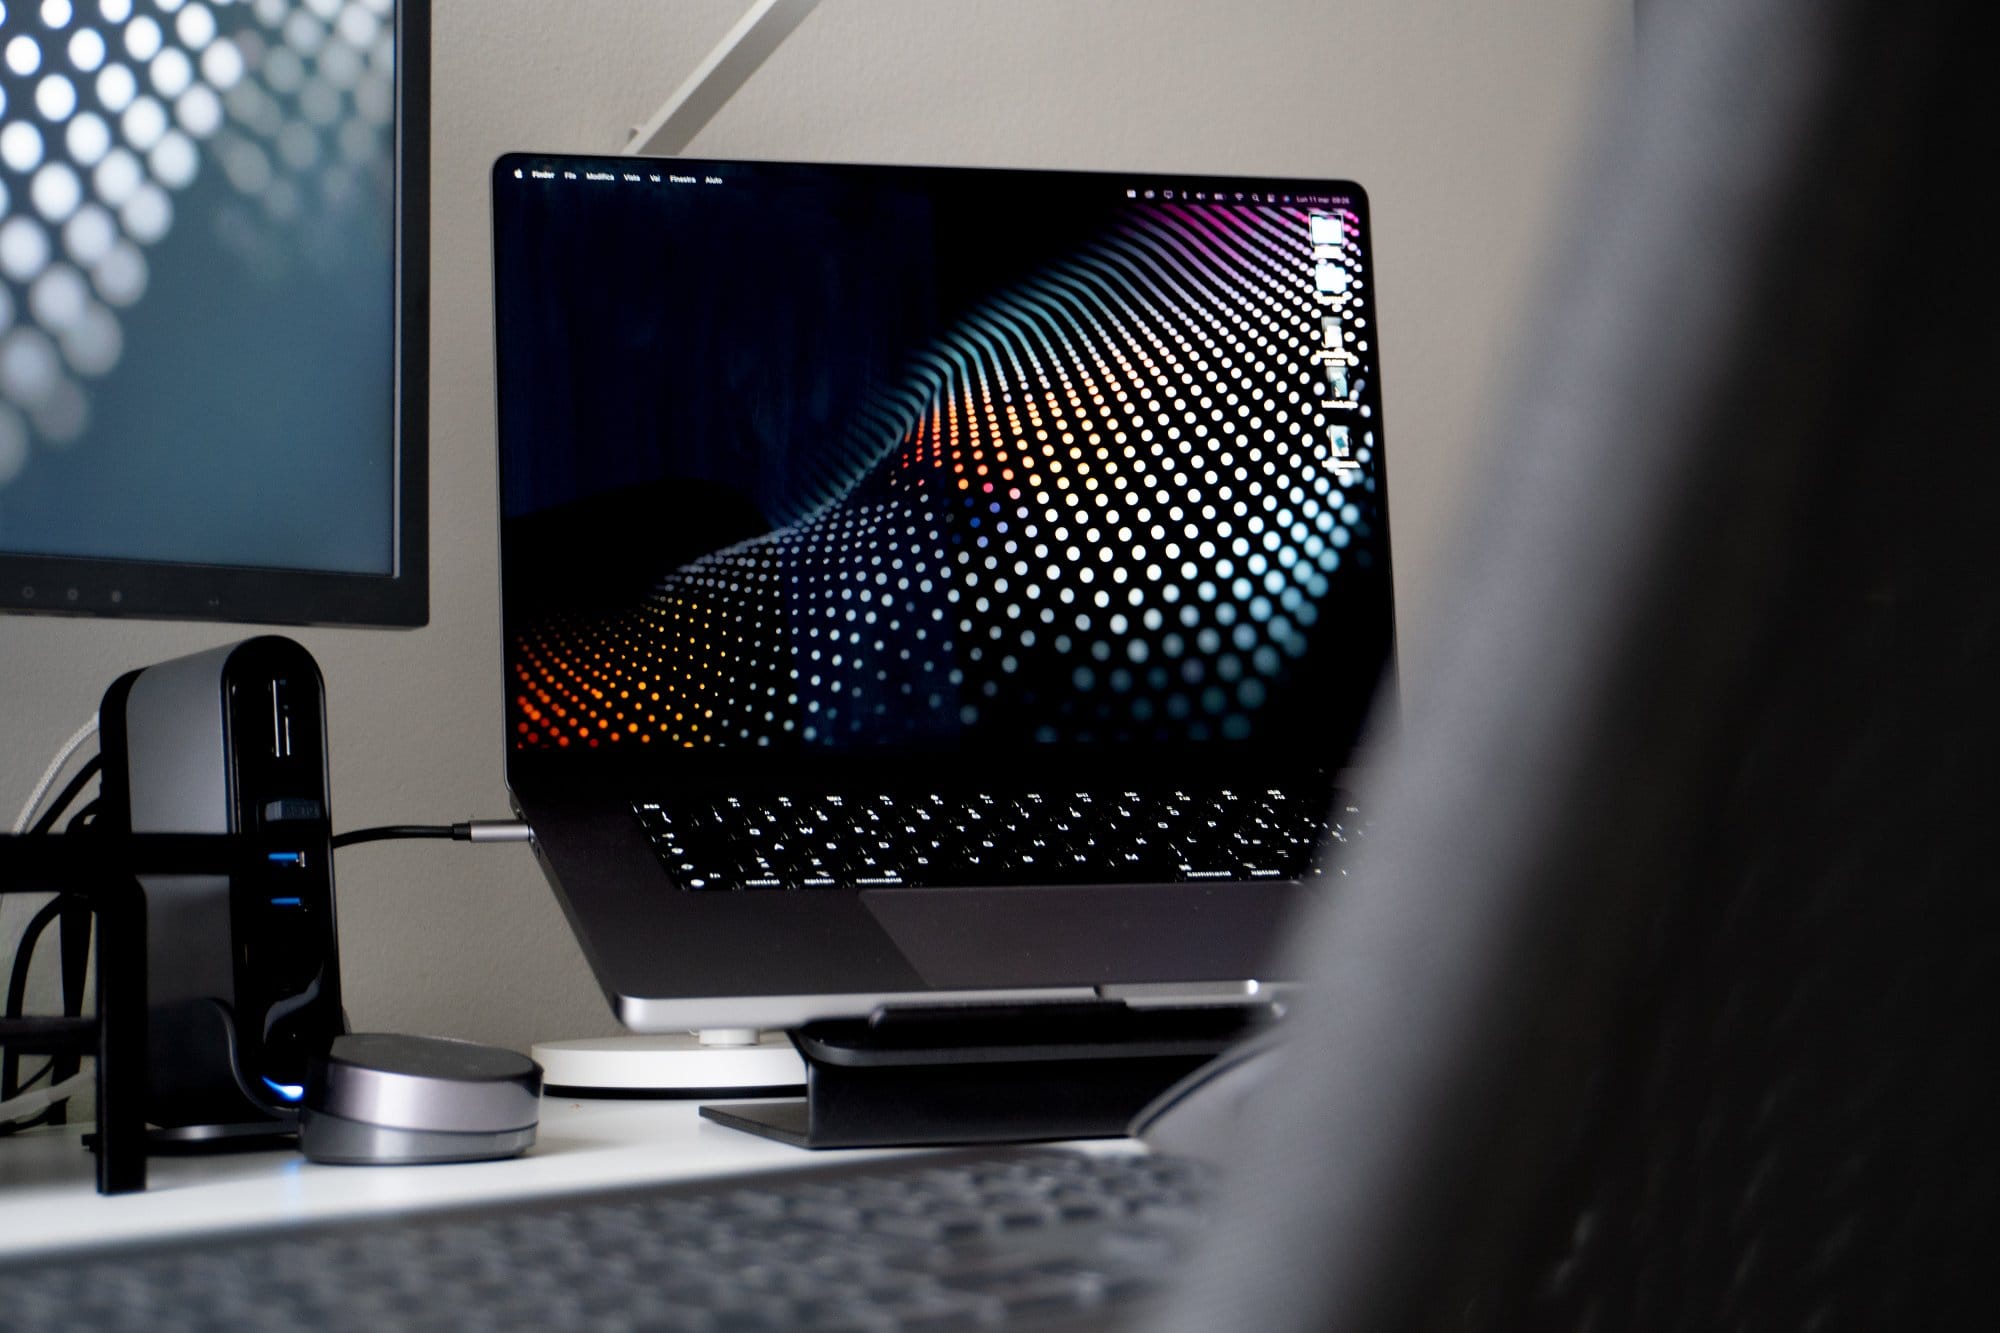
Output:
[0,0,426,625]
[493,157,1389,785]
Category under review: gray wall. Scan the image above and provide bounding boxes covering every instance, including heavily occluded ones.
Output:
[1,0,1626,1052]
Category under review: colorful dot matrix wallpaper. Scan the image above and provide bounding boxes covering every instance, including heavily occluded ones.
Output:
[494,159,1392,781]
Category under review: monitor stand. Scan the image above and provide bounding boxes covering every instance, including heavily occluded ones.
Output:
[700,1002,1269,1149]
[533,1029,807,1099]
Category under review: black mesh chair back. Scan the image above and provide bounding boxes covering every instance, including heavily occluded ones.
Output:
[1159,0,2000,1326]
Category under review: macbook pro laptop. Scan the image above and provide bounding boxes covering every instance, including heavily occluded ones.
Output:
[491,155,1393,1031]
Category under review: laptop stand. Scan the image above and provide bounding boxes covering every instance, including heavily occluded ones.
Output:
[700,1001,1270,1149]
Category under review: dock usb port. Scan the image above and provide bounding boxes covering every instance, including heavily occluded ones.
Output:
[267,851,308,870]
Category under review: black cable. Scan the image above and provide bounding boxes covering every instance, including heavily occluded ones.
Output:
[0,1057,56,1137]
[11,1061,50,1096]
[52,803,99,1113]
[4,771,100,1109]
[331,822,532,850]
[331,824,457,849]
[27,755,101,836]
[3,895,74,1099]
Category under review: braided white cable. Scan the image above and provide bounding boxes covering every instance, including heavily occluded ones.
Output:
[10,716,101,835]
[0,1072,91,1128]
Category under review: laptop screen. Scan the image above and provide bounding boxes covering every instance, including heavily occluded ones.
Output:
[493,157,1392,787]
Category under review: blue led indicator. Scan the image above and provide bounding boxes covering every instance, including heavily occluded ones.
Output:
[270,896,303,908]
[261,1077,305,1103]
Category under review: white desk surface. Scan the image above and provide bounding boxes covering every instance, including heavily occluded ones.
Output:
[0,1096,1102,1261]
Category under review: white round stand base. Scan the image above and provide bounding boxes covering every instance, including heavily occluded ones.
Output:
[532,1033,806,1099]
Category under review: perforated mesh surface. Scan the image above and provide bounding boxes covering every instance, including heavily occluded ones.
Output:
[509,202,1383,754]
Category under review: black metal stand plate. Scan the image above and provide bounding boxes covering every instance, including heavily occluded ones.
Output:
[700,1001,1269,1149]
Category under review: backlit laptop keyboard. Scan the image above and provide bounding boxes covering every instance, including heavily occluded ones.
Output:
[634,788,1357,891]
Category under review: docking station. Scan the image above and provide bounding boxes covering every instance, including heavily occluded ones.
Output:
[97,637,346,1139]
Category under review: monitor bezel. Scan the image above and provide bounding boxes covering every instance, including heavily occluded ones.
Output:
[0,0,430,629]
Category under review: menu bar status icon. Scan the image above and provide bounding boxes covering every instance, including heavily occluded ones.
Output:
[1121,183,1356,210]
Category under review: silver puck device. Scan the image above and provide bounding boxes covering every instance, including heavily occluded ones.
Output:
[299,1034,542,1165]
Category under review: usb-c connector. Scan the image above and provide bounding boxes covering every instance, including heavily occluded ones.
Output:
[462,821,534,844]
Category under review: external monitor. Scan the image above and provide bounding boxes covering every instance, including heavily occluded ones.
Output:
[0,0,428,626]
